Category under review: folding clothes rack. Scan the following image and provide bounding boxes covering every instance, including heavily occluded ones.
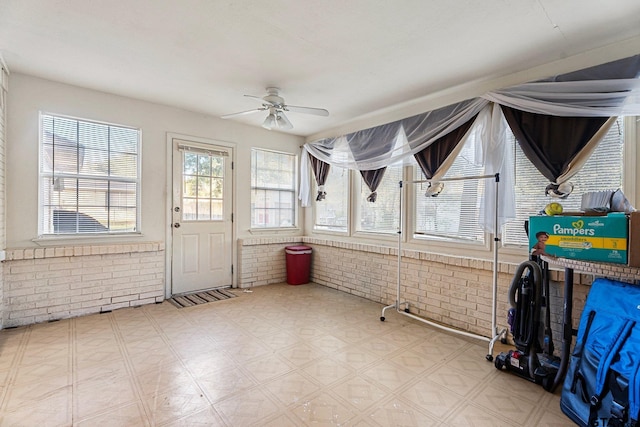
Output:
[380,173,506,361]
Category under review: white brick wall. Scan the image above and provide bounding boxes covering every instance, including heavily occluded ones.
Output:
[237,237,304,287]
[2,242,165,327]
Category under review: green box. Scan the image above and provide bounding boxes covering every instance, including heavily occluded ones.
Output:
[529,214,628,264]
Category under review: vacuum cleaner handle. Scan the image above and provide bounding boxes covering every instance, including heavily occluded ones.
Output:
[508,260,542,309]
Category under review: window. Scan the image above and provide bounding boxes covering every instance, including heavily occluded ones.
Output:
[251,148,297,228]
[503,118,625,247]
[314,165,349,232]
[39,114,140,235]
[358,163,402,234]
[413,139,486,243]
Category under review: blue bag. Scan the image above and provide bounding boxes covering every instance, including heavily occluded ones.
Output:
[561,278,640,426]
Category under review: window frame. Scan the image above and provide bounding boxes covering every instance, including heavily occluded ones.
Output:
[410,173,489,247]
[250,147,298,230]
[312,163,351,234]
[354,161,404,238]
[37,112,142,238]
[405,163,493,254]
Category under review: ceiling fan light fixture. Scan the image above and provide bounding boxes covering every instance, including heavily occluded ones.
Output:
[262,113,277,130]
[276,112,293,130]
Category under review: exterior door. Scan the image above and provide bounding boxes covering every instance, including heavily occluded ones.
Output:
[171,139,233,295]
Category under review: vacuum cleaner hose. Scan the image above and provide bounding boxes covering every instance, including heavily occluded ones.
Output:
[508,260,542,308]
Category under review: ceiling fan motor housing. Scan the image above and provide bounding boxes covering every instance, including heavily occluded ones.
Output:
[263,87,285,108]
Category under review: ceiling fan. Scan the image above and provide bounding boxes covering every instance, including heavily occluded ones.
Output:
[221,87,329,130]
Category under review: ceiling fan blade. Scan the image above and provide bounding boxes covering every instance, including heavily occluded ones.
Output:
[220,107,266,119]
[285,105,329,116]
[244,94,276,106]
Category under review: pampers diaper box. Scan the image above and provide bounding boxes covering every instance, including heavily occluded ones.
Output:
[529,213,628,265]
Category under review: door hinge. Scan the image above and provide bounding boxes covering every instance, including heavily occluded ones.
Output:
[231,161,234,170]
[231,213,234,222]
[231,264,234,274]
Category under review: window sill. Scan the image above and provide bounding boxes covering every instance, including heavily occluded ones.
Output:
[407,234,492,258]
[32,232,144,246]
[349,231,400,244]
[6,238,164,261]
[248,227,300,234]
[311,228,349,236]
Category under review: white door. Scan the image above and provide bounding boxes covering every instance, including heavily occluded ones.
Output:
[171,139,233,295]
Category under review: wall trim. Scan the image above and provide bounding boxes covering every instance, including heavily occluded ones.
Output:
[4,241,164,261]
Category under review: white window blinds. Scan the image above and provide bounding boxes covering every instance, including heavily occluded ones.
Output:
[314,165,349,232]
[358,163,402,234]
[39,114,140,235]
[413,138,486,243]
[251,148,297,228]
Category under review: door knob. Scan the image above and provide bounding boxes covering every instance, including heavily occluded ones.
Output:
[173,223,181,228]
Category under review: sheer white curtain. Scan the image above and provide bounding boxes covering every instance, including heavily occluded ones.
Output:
[305,98,489,170]
[484,78,640,117]
[301,102,510,232]
[300,55,640,230]
[300,98,490,207]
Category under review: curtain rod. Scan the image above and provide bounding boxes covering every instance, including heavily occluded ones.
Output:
[405,173,499,184]
[177,144,229,157]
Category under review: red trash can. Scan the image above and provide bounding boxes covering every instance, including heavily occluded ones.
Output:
[285,245,312,285]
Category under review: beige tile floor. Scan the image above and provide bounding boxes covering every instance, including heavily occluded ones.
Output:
[0,283,573,426]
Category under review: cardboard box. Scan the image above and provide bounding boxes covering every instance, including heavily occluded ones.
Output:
[529,213,628,265]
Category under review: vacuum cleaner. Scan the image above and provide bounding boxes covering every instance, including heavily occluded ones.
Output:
[494,255,560,391]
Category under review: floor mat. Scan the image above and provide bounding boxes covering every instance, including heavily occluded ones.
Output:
[168,288,237,308]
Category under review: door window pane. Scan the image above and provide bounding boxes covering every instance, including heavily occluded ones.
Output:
[181,152,225,221]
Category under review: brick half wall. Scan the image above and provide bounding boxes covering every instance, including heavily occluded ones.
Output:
[238,237,305,288]
[305,237,640,349]
[305,237,521,338]
[2,242,165,327]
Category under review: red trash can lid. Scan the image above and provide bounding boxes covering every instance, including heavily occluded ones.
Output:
[285,245,312,252]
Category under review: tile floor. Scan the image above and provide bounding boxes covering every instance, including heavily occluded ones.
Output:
[0,283,573,426]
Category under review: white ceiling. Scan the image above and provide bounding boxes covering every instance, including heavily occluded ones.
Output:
[1,1,640,137]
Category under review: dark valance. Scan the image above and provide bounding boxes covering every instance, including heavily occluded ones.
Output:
[501,107,609,183]
[309,155,331,201]
[360,168,387,202]
[413,115,477,179]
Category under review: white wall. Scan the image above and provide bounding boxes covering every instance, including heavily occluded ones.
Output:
[0,63,8,328]
[6,74,305,249]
